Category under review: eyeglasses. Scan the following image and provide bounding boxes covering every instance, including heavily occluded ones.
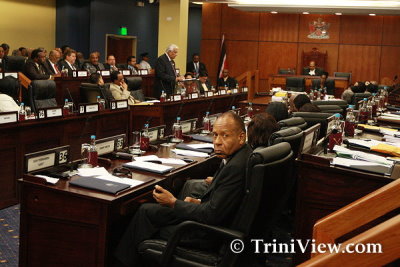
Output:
[112,167,132,178]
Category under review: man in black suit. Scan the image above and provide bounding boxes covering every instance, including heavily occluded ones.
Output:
[43,49,61,75]
[0,46,7,72]
[114,111,252,266]
[83,52,105,74]
[103,54,118,72]
[197,71,212,94]
[154,44,184,98]
[57,49,79,77]
[186,53,207,78]
[312,71,335,95]
[217,69,237,89]
[23,49,52,80]
[302,61,324,76]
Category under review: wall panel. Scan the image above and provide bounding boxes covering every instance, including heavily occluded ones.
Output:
[201,3,222,40]
[221,5,260,41]
[225,41,259,77]
[380,46,400,83]
[382,16,400,46]
[298,14,340,44]
[200,39,221,84]
[340,15,383,45]
[259,13,299,42]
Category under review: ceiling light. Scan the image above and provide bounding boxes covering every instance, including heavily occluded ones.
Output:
[192,1,203,4]
[369,13,376,16]
[303,12,310,14]
[335,12,342,15]
[271,11,278,14]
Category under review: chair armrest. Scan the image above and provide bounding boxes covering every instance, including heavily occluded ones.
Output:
[160,220,244,266]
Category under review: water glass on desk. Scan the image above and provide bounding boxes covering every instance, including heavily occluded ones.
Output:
[129,131,142,155]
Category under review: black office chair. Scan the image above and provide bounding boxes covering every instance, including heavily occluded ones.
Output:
[334,72,352,83]
[351,92,372,108]
[28,80,57,113]
[6,56,27,72]
[269,127,303,158]
[137,142,294,267]
[80,83,114,108]
[278,117,308,130]
[312,99,347,111]
[311,78,335,95]
[0,75,20,101]
[285,77,305,92]
[278,68,296,75]
[292,112,333,140]
[316,105,343,114]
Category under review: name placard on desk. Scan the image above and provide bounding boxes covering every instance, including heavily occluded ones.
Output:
[72,70,88,78]
[242,87,248,93]
[95,134,126,156]
[120,69,131,76]
[100,70,110,76]
[206,91,214,97]
[181,118,197,134]
[0,112,18,124]
[300,123,321,155]
[189,92,199,99]
[110,100,128,110]
[4,72,18,79]
[25,145,70,173]
[209,113,221,125]
[138,69,149,75]
[37,107,63,119]
[219,89,227,95]
[79,103,99,114]
[232,88,239,94]
[172,94,182,102]
[147,125,166,142]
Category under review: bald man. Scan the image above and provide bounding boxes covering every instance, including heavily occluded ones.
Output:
[43,50,61,75]
[115,111,252,266]
[302,61,324,76]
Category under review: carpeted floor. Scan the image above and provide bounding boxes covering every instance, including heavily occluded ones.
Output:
[0,205,19,267]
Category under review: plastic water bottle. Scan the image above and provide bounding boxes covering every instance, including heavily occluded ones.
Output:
[172,117,183,142]
[87,135,98,167]
[366,99,374,124]
[140,124,150,151]
[328,114,343,151]
[63,99,70,116]
[358,98,369,124]
[19,102,26,121]
[231,106,237,115]
[97,96,105,110]
[371,93,378,117]
[160,90,166,103]
[344,105,355,137]
[247,102,254,118]
[202,112,211,134]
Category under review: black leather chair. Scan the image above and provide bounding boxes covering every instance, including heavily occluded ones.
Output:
[0,76,19,101]
[6,56,27,72]
[351,92,372,108]
[138,142,294,267]
[278,117,307,130]
[285,77,305,92]
[312,99,347,111]
[334,72,352,83]
[316,105,343,114]
[28,80,57,113]
[278,68,295,75]
[292,112,334,140]
[80,83,114,108]
[269,127,303,157]
[311,78,335,95]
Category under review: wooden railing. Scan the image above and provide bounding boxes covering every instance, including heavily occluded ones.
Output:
[18,72,31,102]
[235,70,259,101]
[298,178,400,266]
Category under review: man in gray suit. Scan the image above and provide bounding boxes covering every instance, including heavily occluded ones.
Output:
[115,111,252,266]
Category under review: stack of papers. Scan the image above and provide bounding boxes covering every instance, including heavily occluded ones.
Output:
[123,161,174,174]
[172,149,209,158]
[134,155,187,165]
[346,139,383,149]
[176,143,214,154]
[331,157,393,175]
[35,175,59,184]
[334,146,394,166]
[76,167,146,188]
[189,134,213,143]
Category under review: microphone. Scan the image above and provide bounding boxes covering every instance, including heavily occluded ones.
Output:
[65,87,77,112]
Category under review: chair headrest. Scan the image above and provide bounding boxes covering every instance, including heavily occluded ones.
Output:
[250,142,292,167]
[80,83,100,89]
[354,92,372,97]
[312,99,347,107]
[292,112,333,119]
[278,117,307,129]
[269,127,303,145]
[316,104,343,113]
[125,76,142,91]
[31,79,56,89]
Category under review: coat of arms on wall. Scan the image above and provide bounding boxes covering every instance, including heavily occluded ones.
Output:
[308,18,330,39]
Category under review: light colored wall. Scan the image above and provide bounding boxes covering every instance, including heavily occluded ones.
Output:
[0,0,56,53]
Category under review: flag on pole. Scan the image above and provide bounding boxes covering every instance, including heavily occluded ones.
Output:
[217,34,227,78]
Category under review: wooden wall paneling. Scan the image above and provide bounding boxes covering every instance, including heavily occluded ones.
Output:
[258,42,298,79]
[201,3,222,40]
[382,16,400,46]
[259,13,299,42]
[225,41,259,78]
[338,45,381,82]
[200,39,221,84]
[297,43,339,75]
[379,46,400,83]
[258,79,268,92]
[221,5,260,41]
[298,14,341,44]
[340,15,383,45]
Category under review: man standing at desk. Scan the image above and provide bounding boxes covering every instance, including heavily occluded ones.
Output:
[115,111,252,266]
[154,44,184,98]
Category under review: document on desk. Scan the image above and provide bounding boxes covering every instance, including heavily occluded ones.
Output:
[35,175,59,184]
[172,149,209,158]
[123,161,174,174]
[331,157,393,175]
[134,155,188,165]
[346,139,383,149]
[70,176,131,194]
[95,174,145,188]
[146,100,160,103]
[334,145,394,166]
[176,143,214,154]
[189,134,213,143]
[77,167,110,177]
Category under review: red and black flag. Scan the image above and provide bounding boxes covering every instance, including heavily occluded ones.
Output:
[217,34,227,78]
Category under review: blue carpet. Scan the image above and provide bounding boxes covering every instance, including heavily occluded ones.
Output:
[0,205,19,267]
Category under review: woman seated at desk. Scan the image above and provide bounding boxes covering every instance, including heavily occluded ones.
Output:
[181,72,198,94]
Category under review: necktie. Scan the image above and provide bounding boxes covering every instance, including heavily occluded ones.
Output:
[171,60,177,77]
[54,64,59,74]
[195,63,198,73]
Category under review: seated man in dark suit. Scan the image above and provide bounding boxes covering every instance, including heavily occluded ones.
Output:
[312,71,335,95]
[103,54,118,72]
[83,52,105,74]
[197,71,212,94]
[43,49,61,75]
[114,111,252,266]
[0,46,7,72]
[23,49,52,80]
[217,69,237,89]
[303,61,324,76]
[58,49,79,76]
[186,53,207,78]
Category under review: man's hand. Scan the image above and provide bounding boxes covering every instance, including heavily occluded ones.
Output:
[121,80,128,90]
[204,177,213,185]
[176,76,184,82]
[184,197,201,204]
[153,185,177,208]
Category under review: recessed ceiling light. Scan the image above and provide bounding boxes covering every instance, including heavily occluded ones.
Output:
[271,11,278,14]
[192,1,203,4]
[369,13,376,16]
[303,12,310,14]
[335,13,342,15]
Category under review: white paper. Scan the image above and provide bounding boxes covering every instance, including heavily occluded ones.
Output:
[346,139,383,149]
[95,174,145,188]
[334,145,393,166]
[77,167,109,177]
[146,100,160,103]
[134,155,159,162]
[382,113,400,118]
[332,157,389,168]
[35,175,59,184]
[187,143,214,149]
[124,161,174,172]
[380,115,400,121]
[134,155,187,165]
[172,149,209,158]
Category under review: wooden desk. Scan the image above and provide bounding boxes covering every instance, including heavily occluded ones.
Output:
[0,109,130,209]
[237,96,272,114]
[54,74,155,104]
[268,74,349,98]
[131,93,248,135]
[294,132,396,264]
[19,143,219,267]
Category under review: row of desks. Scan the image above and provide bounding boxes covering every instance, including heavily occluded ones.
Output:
[0,93,247,209]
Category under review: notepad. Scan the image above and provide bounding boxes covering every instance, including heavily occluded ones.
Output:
[35,175,59,185]
[176,143,213,154]
[123,161,174,174]
[134,155,187,165]
[172,149,209,158]
[331,157,393,175]
[70,176,131,194]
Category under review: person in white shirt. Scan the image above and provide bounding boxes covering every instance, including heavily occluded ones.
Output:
[302,61,324,76]
[127,56,139,75]
[0,93,19,112]
[57,49,79,77]
[139,52,152,71]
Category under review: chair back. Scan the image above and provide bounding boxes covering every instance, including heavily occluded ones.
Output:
[334,71,352,83]
[269,127,303,157]
[286,77,305,92]
[126,76,142,91]
[80,83,103,103]
[6,56,27,72]
[311,78,335,95]
[29,80,57,113]
[278,117,307,130]
[302,48,327,71]
[278,68,296,75]
[312,99,347,110]
[352,92,372,108]
[292,112,334,139]
[316,105,343,114]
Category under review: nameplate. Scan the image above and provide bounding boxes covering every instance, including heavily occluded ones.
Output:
[219,89,227,95]
[37,107,62,119]
[96,134,126,155]
[326,115,335,136]
[190,92,199,99]
[78,103,99,114]
[110,100,129,110]
[172,94,182,102]
[206,91,214,97]
[242,87,248,93]
[4,72,18,79]
[232,88,239,94]
[0,112,18,124]
[101,70,110,76]
[138,69,149,75]
[180,118,197,134]
[146,125,166,142]
[300,123,320,155]
[25,145,70,173]
[78,71,88,77]
[121,69,131,76]
[0,73,3,79]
